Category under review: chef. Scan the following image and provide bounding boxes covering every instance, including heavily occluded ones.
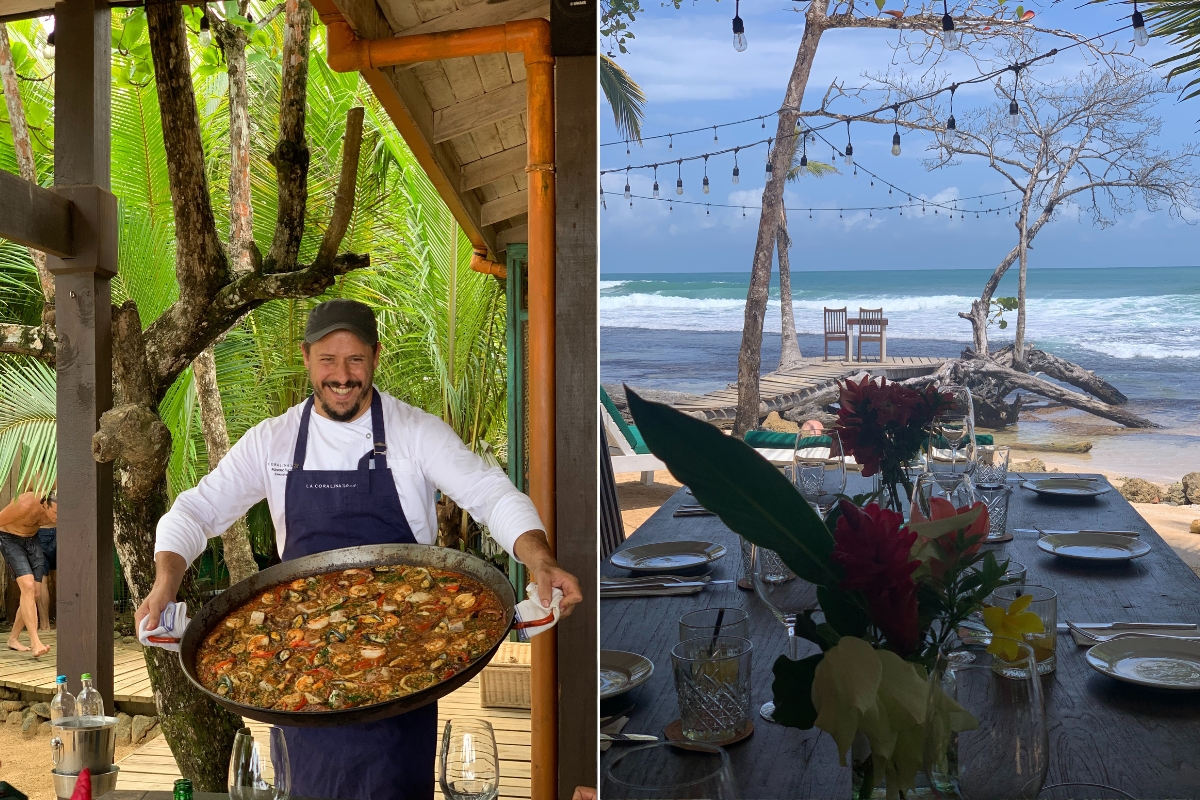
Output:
[135,299,583,800]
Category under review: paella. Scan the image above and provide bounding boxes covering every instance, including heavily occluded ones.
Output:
[196,564,507,711]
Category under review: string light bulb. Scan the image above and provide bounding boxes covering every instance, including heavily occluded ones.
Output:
[676,161,684,195]
[732,0,748,52]
[844,122,854,167]
[1133,2,1149,46]
[713,126,719,144]
[652,165,660,199]
[942,0,960,50]
[946,84,959,150]
[891,107,901,156]
[668,134,674,151]
[702,156,711,194]
[732,149,741,184]
[1007,69,1022,130]
[765,139,774,180]
[199,11,212,47]
[623,169,631,201]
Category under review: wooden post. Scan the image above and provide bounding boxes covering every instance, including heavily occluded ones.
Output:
[47,0,116,711]
[553,54,597,797]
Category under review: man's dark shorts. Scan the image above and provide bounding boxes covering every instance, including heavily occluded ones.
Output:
[0,532,46,581]
[38,527,56,572]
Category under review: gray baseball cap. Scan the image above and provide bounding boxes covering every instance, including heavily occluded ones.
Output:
[304,299,378,347]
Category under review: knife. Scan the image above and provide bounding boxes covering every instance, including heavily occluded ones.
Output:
[601,733,659,742]
[602,580,734,589]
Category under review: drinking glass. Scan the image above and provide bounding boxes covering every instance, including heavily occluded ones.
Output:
[793,429,846,518]
[603,741,739,799]
[989,585,1058,675]
[975,445,1010,485]
[680,608,749,642]
[751,545,817,722]
[925,637,1048,800]
[671,636,753,742]
[928,413,976,485]
[912,471,979,519]
[976,482,1011,539]
[439,718,500,800]
[229,727,289,800]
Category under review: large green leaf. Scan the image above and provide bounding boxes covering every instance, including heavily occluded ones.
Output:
[771,652,823,729]
[625,389,850,592]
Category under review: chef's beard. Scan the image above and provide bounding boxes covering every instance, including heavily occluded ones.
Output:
[316,380,371,422]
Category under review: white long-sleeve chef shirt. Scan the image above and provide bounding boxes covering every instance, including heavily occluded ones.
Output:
[154,388,543,565]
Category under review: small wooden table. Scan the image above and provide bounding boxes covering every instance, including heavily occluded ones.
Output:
[845,316,888,362]
[601,475,1200,798]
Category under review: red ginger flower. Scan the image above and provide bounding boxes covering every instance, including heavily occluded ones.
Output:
[831,499,922,656]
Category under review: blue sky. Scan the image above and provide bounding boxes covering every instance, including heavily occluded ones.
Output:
[599,1,1200,273]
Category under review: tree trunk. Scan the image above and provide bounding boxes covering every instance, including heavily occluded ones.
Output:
[1025,348,1128,405]
[1012,219,1030,371]
[217,15,257,276]
[193,346,258,584]
[0,24,54,322]
[777,207,803,371]
[113,477,244,790]
[960,358,1158,428]
[734,6,825,435]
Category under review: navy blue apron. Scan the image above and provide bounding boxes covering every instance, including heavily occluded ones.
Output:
[280,390,437,800]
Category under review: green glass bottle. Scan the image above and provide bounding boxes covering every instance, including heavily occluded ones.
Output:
[173,778,193,800]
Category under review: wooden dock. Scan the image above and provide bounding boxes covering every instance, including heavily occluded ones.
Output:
[0,629,531,799]
[672,356,947,420]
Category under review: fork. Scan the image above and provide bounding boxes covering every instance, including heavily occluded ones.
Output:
[1065,620,1197,643]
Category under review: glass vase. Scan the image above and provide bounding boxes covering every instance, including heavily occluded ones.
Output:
[850,731,933,800]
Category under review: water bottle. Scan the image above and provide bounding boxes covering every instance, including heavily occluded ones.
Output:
[77,673,104,723]
[50,676,75,723]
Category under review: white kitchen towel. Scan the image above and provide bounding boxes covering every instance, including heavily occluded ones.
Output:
[514,583,562,641]
[137,601,190,652]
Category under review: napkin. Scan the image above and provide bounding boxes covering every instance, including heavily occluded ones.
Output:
[599,716,629,752]
[514,584,563,641]
[69,769,90,800]
[137,601,190,652]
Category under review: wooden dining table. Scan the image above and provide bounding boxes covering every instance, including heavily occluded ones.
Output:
[600,474,1200,798]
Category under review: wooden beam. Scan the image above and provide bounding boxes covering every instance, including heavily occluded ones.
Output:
[399,0,549,36]
[461,144,526,192]
[496,224,527,250]
[432,81,525,144]
[0,170,73,258]
[323,0,496,254]
[481,189,528,226]
[49,0,115,713]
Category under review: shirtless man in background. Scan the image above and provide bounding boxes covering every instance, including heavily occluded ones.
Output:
[0,491,56,656]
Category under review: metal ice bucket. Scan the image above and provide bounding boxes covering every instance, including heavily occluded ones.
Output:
[51,766,120,799]
[49,717,119,775]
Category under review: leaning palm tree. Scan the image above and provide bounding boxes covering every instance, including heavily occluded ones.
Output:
[776,151,837,370]
[601,53,646,144]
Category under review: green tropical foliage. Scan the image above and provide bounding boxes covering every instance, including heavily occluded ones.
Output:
[0,11,508,556]
[1147,1,1200,102]
[600,53,646,144]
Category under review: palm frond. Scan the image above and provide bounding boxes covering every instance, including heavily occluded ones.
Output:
[600,54,646,144]
[787,156,839,183]
[0,357,56,496]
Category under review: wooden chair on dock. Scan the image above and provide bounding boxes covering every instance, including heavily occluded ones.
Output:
[823,307,850,361]
[857,308,885,362]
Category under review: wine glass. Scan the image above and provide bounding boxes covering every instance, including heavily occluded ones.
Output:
[604,741,739,799]
[793,429,846,519]
[751,544,818,723]
[925,637,1048,800]
[912,471,979,519]
[229,727,289,800]
[440,718,500,800]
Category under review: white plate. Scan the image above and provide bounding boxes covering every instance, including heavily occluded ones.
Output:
[1020,478,1110,498]
[609,540,727,573]
[1086,636,1200,690]
[599,650,655,699]
[1036,532,1150,562]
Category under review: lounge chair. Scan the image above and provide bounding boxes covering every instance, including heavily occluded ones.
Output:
[601,386,666,485]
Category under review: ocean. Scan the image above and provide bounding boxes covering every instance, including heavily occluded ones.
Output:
[600,266,1200,484]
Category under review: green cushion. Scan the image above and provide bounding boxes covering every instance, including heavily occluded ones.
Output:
[601,386,652,455]
[744,431,833,450]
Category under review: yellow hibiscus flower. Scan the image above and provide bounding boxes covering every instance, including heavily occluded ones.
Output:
[982,593,1044,660]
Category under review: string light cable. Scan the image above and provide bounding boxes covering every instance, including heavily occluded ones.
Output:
[613,191,1022,217]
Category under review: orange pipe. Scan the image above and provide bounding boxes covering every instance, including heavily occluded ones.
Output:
[469,250,507,280]
[321,12,558,800]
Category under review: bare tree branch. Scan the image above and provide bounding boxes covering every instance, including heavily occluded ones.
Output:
[0,323,54,363]
[265,0,311,273]
[315,106,364,268]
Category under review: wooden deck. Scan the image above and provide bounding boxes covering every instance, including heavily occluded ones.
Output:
[672,356,947,419]
[0,630,531,799]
